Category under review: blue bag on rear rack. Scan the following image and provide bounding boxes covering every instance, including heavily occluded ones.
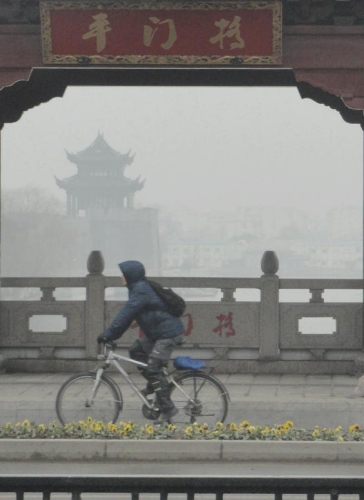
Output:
[173,356,205,370]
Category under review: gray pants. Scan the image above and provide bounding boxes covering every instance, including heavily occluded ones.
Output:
[129,335,184,411]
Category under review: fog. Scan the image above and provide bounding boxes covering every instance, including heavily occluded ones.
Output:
[1,86,363,285]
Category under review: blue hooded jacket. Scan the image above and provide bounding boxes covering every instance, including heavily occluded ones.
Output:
[103,260,185,342]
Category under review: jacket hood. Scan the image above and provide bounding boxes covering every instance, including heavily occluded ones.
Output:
[118,260,146,285]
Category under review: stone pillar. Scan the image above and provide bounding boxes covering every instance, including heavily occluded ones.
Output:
[259,251,280,360]
[0,129,1,275]
[0,128,1,277]
[85,251,105,358]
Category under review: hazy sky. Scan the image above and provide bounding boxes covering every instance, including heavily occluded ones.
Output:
[1,86,363,213]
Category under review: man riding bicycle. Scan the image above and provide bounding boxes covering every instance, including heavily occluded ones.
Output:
[97,260,184,423]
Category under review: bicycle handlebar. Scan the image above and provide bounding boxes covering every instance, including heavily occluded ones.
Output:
[106,341,117,351]
[98,340,117,355]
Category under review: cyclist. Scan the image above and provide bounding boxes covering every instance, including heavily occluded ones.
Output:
[97,260,184,423]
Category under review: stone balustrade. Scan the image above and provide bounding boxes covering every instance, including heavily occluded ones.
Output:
[0,251,362,374]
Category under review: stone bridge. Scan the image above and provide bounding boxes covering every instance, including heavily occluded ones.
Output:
[0,250,362,374]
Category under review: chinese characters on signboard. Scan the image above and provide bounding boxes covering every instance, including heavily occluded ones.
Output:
[40,1,282,65]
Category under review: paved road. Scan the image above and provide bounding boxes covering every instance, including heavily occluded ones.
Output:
[1,372,364,428]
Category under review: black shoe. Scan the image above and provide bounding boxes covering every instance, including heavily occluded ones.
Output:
[154,406,178,424]
[141,385,154,397]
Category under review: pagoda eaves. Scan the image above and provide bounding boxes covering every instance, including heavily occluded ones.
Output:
[66,133,134,168]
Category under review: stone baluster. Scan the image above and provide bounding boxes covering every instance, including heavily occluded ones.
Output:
[40,287,56,302]
[85,250,105,358]
[310,289,324,303]
[259,250,280,360]
[221,288,236,302]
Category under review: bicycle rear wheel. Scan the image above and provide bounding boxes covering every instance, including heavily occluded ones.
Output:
[56,372,122,424]
[169,371,229,427]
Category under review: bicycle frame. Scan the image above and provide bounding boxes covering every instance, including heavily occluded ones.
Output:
[96,348,152,407]
[94,346,198,411]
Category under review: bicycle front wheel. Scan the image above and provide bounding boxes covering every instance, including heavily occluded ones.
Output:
[56,372,122,424]
[169,371,229,427]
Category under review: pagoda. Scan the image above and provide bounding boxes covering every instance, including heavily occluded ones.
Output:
[54,133,160,274]
[55,133,145,217]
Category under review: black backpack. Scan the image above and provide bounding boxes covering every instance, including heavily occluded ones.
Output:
[147,279,186,317]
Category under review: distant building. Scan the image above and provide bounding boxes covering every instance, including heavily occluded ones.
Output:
[55,133,161,274]
[163,238,247,274]
[327,206,363,240]
[55,133,144,217]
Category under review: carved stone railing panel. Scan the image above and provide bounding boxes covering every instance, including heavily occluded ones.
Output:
[0,301,85,348]
[279,303,363,350]
[104,301,260,350]
[0,252,362,373]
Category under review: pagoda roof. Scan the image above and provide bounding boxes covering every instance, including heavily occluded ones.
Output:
[55,174,145,192]
[66,132,134,166]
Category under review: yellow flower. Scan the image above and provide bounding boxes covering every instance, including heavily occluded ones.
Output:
[124,423,132,432]
[240,420,250,428]
[283,420,294,430]
[337,436,344,442]
[22,420,31,427]
[312,429,320,438]
[216,422,224,430]
[228,423,238,431]
[108,423,117,432]
[145,425,154,435]
[88,421,103,432]
[348,424,361,432]
[184,426,193,436]
[167,424,176,431]
[38,424,46,431]
[334,426,342,433]
[5,422,13,429]
[261,426,271,435]
[247,426,256,433]
[87,417,93,424]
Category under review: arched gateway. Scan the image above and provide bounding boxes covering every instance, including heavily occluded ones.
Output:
[0,0,364,129]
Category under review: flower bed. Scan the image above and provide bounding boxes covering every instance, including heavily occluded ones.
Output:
[1,419,363,441]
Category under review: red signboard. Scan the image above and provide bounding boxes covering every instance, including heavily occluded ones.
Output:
[40,1,282,65]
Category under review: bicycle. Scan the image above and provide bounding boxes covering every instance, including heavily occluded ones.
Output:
[56,342,230,426]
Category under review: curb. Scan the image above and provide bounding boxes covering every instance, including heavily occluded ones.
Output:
[1,440,364,463]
